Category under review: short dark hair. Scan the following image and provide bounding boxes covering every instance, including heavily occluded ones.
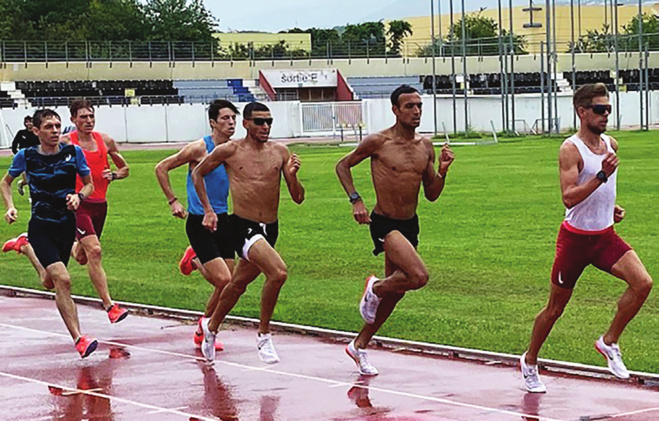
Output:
[208,99,239,121]
[23,115,32,122]
[69,98,94,118]
[243,102,270,119]
[391,84,420,106]
[32,109,60,129]
[573,83,609,110]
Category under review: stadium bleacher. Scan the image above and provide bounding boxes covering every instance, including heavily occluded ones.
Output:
[173,79,256,103]
[347,76,424,99]
[422,72,559,95]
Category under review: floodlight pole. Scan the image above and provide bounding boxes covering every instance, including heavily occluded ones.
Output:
[461,0,468,134]
[450,0,457,135]
[571,0,576,130]
[431,0,438,137]
[614,0,621,130]
[545,0,552,134]
[638,0,644,130]
[509,0,516,133]
[498,0,508,133]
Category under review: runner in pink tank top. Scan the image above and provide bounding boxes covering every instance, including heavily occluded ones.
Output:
[520,84,653,393]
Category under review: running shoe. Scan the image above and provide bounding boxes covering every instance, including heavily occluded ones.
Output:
[107,304,129,324]
[75,335,98,359]
[359,275,380,324]
[179,246,197,276]
[200,318,217,362]
[345,340,378,376]
[194,317,224,351]
[257,333,280,364]
[2,233,28,254]
[519,352,546,393]
[595,336,630,379]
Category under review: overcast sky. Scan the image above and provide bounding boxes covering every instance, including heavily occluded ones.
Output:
[210,0,539,33]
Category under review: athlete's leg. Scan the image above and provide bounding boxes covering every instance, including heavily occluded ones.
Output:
[525,284,573,364]
[371,231,429,297]
[604,250,653,344]
[199,257,233,318]
[48,262,82,341]
[18,242,53,289]
[79,235,112,309]
[354,254,405,349]
[208,258,262,332]
[245,240,288,335]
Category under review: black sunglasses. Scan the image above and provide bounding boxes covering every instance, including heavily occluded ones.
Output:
[587,104,612,115]
[245,117,273,126]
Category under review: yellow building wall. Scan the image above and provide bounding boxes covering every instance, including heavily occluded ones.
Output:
[213,33,311,52]
[394,3,658,55]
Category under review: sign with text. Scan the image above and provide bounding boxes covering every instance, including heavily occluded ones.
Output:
[262,69,338,88]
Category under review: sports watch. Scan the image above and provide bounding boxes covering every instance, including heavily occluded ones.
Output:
[596,170,608,183]
[349,192,361,204]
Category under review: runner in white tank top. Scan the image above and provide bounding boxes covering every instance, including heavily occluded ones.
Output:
[520,83,653,393]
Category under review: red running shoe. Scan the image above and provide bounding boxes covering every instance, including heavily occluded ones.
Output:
[194,317,224,351]
[179,246,197,276]
[75,335,98,358]
[107,304,128,324]
[2,233,28,253]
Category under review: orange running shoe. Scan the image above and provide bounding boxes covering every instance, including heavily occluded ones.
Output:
[75,335,98,358]
[2,233,28,253]
[107,304,128,324]
[194,317,224,351]
[179,246,197,276]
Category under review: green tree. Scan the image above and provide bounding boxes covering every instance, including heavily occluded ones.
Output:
[570,24,614,53]
[342,21,385,56]
[144,0,217,41]
[622,13,659,51]
[283,27,342,58]
[387,20,413,56]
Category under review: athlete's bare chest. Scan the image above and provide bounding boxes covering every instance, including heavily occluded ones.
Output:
[376,143,428,174]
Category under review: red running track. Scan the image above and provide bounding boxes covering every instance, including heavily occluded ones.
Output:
[0,295,657,421]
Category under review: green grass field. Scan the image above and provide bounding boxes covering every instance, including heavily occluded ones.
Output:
[1,132,656,373]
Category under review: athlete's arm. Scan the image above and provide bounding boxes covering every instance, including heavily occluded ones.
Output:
[608,136,625,223]
[155,141,204,219]
[11,133,20,155]
[335,134,383,224]
[67,174,94,211]
[1,173,17,223]
[280,145,304,204]
[422,140,454,201]
[191,142,236,232]
[103,134,129,180]
[559,141,618,209]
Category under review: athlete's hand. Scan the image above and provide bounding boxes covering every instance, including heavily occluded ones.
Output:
[66,194,81,211]
[352,200,371,225]
[439,144,455,176]
[102,169,114,181]
[5,208,17,224]
[202,210,217,232]
[601,152,618,177]
[170,200,187,219]
[287,153,301,176]
[614,204,626,223]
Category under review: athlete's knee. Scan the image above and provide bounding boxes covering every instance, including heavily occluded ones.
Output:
[208,271,231,289]
[84,244,103,263]
[267,265,288,287]
[52,273,72,290]
[543,304,566,322]
[633,275,653,299]
[407,266,429,290]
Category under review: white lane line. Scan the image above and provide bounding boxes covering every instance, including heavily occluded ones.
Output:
[609,407,659,418]
[0,371,215,421]
[146,406,190,415]
[0,322,567,421]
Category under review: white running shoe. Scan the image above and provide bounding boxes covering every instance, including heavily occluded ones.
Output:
[346,340,379,376]
[200,318,216,362]
[520,352,546,393]
[595,336,630,379]
[359,275,380,324]
[257,333,280,364]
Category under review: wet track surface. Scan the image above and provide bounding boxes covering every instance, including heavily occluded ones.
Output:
[0,295,657,421]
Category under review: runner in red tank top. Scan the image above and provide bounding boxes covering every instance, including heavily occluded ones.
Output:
[60,99,130,324]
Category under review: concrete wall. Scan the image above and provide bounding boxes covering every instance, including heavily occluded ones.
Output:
[2,52,657,82]
[1,92,656,148]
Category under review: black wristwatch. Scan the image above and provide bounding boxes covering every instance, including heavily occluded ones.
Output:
[349,192,361,204]
[596,170,608,183]
[77,192,86,201]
